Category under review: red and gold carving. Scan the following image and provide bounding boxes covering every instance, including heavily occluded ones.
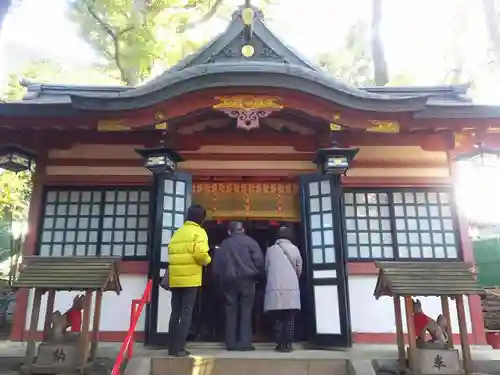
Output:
[97,120,131,132]
[193,182,299,220]
[454,132,474,149]
[330,113,342,131]
[366,120,400,133]
[154,112,168,130]
[212,95,284,131]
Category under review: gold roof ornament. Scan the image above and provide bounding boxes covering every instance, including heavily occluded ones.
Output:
[487,127,500,134]
[366,120,400,133]
[97,120,131,132]
[330,113,342,131]
[330,123,342,131]
[155,112,168,130]
[213,95,283,131]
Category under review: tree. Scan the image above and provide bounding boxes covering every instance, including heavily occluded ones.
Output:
[370,0,388,85]
[482,0,500,64]
[2,59,120,101]
[0,171,31,221]
[317,20,375,86]
[0,0,11,36]
[0,58,116,225]
[0,0,25,38]
[443,1,471,85]
[67,0,238,85]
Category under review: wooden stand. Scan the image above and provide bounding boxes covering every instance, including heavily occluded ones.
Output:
[374,261,484,375]
[13,256,121,375]
[20,288,104,375]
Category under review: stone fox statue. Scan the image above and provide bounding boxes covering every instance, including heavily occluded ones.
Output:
[413,299,448,346]
[50,294,84,342]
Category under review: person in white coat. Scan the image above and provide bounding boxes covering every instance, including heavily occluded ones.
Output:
[264,226,302,352]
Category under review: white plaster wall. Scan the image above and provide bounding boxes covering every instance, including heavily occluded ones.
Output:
[24,275,148,332]
[157,268,172,333]
[348,275,472,333]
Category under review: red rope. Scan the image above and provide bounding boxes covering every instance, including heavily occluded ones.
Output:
[111,279,152,375]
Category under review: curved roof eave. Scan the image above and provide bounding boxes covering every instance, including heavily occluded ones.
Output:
[69,62,429,113]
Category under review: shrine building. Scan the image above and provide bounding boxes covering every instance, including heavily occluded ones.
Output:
[0,6,494,347]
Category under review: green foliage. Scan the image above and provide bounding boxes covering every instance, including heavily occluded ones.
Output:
[66,0,226,85]
[67,0,277,85]
[1,59,120,101]
[0,171,31,221]
[316,21,375,86]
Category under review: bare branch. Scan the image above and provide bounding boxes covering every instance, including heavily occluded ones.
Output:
[482,0,500,63]
[370,0,388,85]
[83,0,136,84]
[83,0,117,39]
[177,0,225,33]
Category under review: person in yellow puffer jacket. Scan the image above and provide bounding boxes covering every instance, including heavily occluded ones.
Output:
[167,205,211,357]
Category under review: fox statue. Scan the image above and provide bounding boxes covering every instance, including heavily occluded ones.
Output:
[49,294,84,342]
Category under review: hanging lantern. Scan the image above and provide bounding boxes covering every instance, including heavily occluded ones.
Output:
[135,146,183,176]
[454,143,500,168]
[0,145,36,173]
[313,142,359,176]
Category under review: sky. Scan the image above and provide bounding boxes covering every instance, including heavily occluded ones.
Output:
[0,0,496,100]
[0,0,500,222]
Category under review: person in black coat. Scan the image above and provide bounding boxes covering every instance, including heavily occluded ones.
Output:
[212,221,264,351]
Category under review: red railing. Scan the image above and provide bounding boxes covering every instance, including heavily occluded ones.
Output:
[111,279,153,375]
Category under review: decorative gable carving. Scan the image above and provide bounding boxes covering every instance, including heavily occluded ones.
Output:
[208,32,286,63]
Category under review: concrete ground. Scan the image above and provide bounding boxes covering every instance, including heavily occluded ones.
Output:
[0,342,499,374]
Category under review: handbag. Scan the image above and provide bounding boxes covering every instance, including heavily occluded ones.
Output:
[160,266,170,291]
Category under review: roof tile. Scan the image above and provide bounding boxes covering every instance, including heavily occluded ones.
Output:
[374,261,484,298]
[12,256,122,293]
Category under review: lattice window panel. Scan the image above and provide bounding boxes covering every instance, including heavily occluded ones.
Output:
[39,188,150,258]
[344,189,459,260]
[160,179,190,261]
[308,180,336,264]
[100,190,150,257]
[344,192,394,259]
[393,191,457,259]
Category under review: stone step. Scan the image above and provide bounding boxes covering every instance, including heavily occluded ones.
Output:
[128,357,350,375]
[185,342,307,350]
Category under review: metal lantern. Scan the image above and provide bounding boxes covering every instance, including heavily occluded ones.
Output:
[135,146,184,175]
[314,142,360,175]
[0,145,36,173]
[454,143,500,168]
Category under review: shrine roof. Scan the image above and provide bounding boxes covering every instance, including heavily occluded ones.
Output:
[12,256,122,293]
[1,7,499,119]
[373,261,484,299]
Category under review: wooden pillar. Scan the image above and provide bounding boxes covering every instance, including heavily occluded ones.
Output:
[42,289,55,340]
[78,291,93,371]
[394,297,406,369]
[440,296,454,348]
[25,289,42,366]
[404,296,417,372]
[90,290,103,362]
[456,295,472,375]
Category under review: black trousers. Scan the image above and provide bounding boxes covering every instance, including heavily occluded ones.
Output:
[168,287,198,353]
[222,279,255,349]
[270,309,296,345]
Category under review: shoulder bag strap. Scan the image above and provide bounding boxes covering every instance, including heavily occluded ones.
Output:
[276,243,296,271]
